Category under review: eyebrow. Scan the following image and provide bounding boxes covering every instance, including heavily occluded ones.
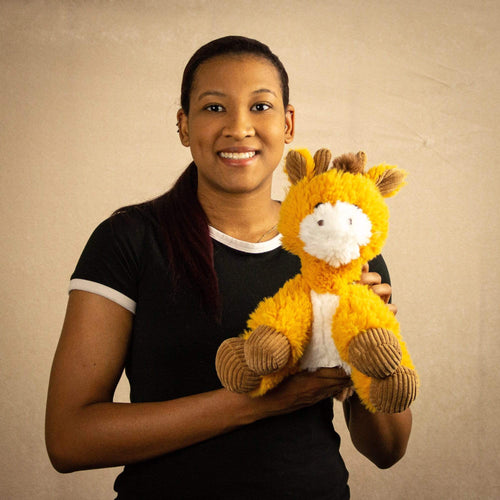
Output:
[197,88,278,101]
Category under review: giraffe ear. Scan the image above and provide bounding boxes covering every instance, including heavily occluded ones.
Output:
[366,165,407,197]
[284,149,315,184]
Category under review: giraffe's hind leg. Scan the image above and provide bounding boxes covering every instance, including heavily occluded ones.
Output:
[244,325,291,375]
[370,365,418,413]
[216,337,261,393]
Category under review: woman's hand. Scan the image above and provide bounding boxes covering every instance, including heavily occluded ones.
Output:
[360,263,397,315]
[251,367,353,418]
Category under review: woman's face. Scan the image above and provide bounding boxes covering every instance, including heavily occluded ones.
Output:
[177,55,294,198]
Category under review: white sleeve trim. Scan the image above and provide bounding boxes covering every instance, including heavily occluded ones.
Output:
[69,279,137,314]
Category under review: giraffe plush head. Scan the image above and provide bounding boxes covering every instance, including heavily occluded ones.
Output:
[279,148,406,283]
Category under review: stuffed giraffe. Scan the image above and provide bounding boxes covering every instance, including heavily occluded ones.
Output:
[215,148,418,413]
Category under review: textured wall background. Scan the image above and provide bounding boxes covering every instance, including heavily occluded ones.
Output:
[1,0,499,498]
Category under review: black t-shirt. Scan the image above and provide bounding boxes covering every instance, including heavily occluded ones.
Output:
[71,206,390,499]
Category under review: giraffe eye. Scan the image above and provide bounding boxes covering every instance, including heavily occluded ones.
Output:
[318,220,325,226]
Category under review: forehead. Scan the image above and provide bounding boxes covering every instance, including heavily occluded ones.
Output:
[191,55,282,96]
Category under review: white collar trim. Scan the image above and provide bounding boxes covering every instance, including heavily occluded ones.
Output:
[209,226,282,254]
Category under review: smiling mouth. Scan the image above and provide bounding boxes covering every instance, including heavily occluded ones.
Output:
[219,151,257,160]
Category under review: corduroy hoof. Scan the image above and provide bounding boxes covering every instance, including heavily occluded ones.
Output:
[215,338,261,393]
[370,365,418,413]
[244,325,291,375]
[349,328,402,378]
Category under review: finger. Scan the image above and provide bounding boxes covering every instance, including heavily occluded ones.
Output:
[387,303,398,315]
[356,263,370,285]
[314,376,353,392]
[371,283,392,303]
[334,386,355,402]
[360,271,382,287]
[334,388,348,402]
[313,367,350,379]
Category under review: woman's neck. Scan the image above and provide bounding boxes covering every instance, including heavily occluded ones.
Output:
[198,189,281,243]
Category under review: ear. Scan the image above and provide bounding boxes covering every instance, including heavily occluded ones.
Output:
[284,149,315,184]
[177,109,190,147]
[366,164,407,198]
[284,104,295,144]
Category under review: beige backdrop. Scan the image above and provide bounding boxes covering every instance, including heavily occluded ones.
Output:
[1,0,499,498]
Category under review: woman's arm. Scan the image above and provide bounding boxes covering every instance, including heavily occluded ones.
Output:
[342,263,412,468]
[343,394,412,469]
[46,290,352,473]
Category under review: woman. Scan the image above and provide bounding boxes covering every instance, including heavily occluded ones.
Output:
[46,36,412,499]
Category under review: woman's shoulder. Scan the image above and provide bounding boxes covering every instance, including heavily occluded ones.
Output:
[110,200,158,229]
[77,201,160,267]
[71,201,162,302]
[89,200,161,246]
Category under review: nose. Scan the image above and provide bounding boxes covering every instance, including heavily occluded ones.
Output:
[222,109,255,140]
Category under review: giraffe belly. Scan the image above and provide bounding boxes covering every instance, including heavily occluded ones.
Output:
[300,291,351,374]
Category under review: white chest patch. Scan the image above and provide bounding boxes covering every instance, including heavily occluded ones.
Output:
[300,290,351,374]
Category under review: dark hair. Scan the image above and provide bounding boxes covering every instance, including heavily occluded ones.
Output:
[180,35,290,113]
[151,163,219,312]
[129,37,289,315]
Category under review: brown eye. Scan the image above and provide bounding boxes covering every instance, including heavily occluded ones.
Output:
[318,220,324,226]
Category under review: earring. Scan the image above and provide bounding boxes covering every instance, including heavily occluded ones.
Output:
[176,121,180,134]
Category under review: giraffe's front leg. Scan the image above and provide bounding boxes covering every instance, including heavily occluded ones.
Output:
[348,328,402,378]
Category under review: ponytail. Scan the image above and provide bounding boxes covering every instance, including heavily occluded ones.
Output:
[153,163,220,314]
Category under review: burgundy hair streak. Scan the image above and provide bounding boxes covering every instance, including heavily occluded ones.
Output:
[152,162,220,315]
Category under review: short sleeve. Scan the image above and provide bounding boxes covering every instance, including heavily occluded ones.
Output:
[69,210,145,313]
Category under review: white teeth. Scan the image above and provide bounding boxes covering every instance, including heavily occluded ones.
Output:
[219,151,256,159]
